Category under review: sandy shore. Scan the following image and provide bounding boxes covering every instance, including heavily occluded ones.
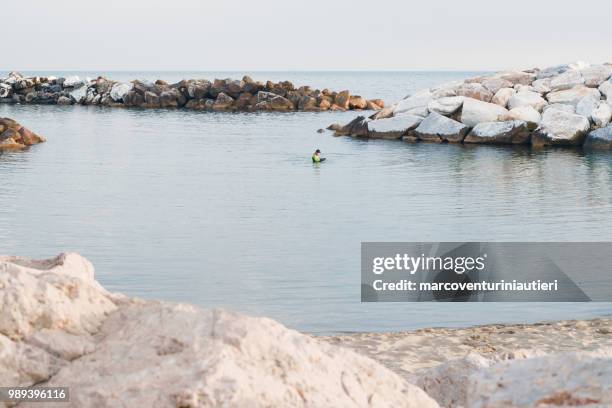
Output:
[322,317,612,382]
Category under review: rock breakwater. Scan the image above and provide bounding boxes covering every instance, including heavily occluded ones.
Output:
[0,72,384,113]
[0,117,45,150]
[334,61,612,150]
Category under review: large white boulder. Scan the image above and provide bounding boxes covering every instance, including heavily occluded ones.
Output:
[549,70,585,91]
[459,97,509,127]
[501,106,541,126]
[576,96,601,118]
[367,114,423,139]
[580,65,612,87]
[464,120,531,144]
[63,75,84,88]
[393,90,432,116]
[412,112,470,143]
[544,103,576,113]
[467,349,612,408]
[495,71,535,86]
[536,64,570,79]
[491,88,515,107]
[546,86,601,106]
[0,253,118,340]
[532,78,552,94]
[453,82,493,102]
[481,77,513,94]
[599,80,612,99]
[110,82,133,102]
[532,108,591,146]
[507,90,548,112]
[592,103,612,127]
[427,96,464,116]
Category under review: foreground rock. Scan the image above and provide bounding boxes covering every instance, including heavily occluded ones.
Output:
[0,117,45,150]
[0,253,436,408]
[584,124,612,150]
[412,112,469,143]
[325,318,612,408]
[334,61,612,149]
[0,72,384,113]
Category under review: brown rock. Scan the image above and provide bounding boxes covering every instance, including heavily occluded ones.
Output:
[18,127,46,146]
[270,95,294,111]
[349,95,368,110]
[213,93,234,110]
[319,99,331,111]
[335,90,350,109]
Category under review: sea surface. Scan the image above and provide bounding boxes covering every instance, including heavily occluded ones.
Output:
[1,71,611,333]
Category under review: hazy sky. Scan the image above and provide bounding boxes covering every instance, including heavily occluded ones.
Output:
[4,0,612,71]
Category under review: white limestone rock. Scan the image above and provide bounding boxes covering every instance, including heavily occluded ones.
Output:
[508,90,548,112]
[532,108,590,146]
[580,65,612,87]
[459,97,509,127]
[591,103,612,127]
[501,106,541,126]
[599,80,612,99]
[412,112,470,143]
[467,348,612,408]
[418,354,491,408]
[393,90,433,116]
[454,82,493,102]
[576,96,601,119]
[110,82,133,102]
[495,71,535,86]
[550,70,585,92]
[481,77,513,94]
[45,302,438,408]
[536,64,570,79]
[544,103,576,113]
[547,86,601,106]
[367,114,423,139]
[491,88,515,107]
[532,78,552,94]
[427,96,464,116]
[63,75,83,88]
[464,120,531,144]
[0,253,119,340]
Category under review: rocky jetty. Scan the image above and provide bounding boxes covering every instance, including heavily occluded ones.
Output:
[0,253,434,408]
[0,72,384,113]
[334,61,612,150]
[0,117,45,150]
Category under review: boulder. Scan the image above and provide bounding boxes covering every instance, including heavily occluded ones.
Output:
[501,106,541,127]
[544,103,576,113]
[550,70,585,91]
[576,96,601,119]
[0,118,45,149]
[537,64,570,79]
[122,91,144,107]
[159,90,181,108]
[584,125,612,150]
[547,86,601,106]
[507,90,548,112]
[57,96,72,105]
[491,88,515,107]
[334,90,351,109]
[467,349,612,408]
[63,75,83,88]
[412,112,470,143]
[110,83,133,102]
[393,90,433,116]
[349,95,368,110]
[270,95,294,111]
[369,98,385,109]
[459,97,509,127]
[370,106,395,120]
[336,116,369,137]
[212,93,235,110]
[591,103,612,127]
[454,83,493,102]
[464,120,531,144]
[187,81,211,99]
[496,71,535,86]
[599,80,612,99]
[532,108,590,146]
[427,96,464,116]
[580,65,612,87]
[481,77,513,94]
[532,78,552,94]
[367,114,423,139]
[418,354,491,408]
[143,91,160,107]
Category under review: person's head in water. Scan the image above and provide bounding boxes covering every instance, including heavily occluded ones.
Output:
[315,149,321,156]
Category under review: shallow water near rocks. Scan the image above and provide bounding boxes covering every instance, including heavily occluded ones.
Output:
[1,71,612,334]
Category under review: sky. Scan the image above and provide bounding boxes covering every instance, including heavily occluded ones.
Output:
[3,0,612,71]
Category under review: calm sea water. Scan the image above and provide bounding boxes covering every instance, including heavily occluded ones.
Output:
[1,71,611,334]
